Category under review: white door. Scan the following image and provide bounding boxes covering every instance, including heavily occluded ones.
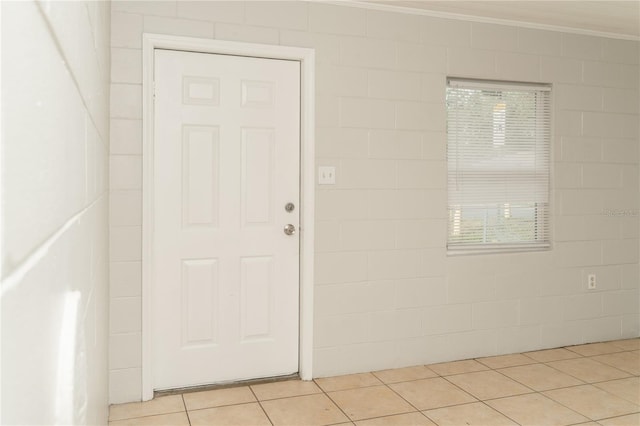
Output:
[152,49,300,390]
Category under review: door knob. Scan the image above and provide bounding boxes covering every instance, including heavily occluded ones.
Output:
[284,224,296,235]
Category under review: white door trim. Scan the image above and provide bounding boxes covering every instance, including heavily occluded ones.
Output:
[141,33,315,401]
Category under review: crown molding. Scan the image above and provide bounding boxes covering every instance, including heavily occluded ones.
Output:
[316,0,640,41]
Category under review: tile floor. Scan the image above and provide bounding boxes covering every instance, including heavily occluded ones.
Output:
[109,339,640,425]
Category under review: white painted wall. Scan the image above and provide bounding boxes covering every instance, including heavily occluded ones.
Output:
[1,1,111,424]
[108,0,639,403]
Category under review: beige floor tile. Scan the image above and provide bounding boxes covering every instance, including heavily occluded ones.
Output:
[599,413,640,426]
[610,339,640,351]
[188,402,271,426]
[182,386,255,411]
[499,363,584,391]
[389,377,476,410]
[109,395,185,421]
[355,412,436,426]
[251,379,322,400]
[109,340,640,426]
[565,342,626,357]
[486,393,589,426]
[424,401,517,425]
[428,359,489,376]
[594,377,640,405]
[547,357,630,383]
[328,385,415,421]
[524,348,580,363]
[445,370,532,400]
[315,372,383,392]
[544,384,640,420]
[476,353,537,369]
[109,412,190,426]
[591,351,640,375]
[261,393,349,426]
[372,365,438,384]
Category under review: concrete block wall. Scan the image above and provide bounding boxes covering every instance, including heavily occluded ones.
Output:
[108,0,639,403]
[1,1,111,424]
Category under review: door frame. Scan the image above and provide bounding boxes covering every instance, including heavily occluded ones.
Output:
[141,33,315,401]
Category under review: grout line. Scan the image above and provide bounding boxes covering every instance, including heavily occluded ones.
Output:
[321,385,356,423]
[596,412,640,424]
[476,400,522,425]
[533,387,597,422]
[181,394,192,426]
[185,401,259,414]
[439,374,483,403]
[490,366,541,395]
[378,380,434,423]
[248,384,274,426]
[542,358,629,385]
[108,409,186,423]
[314,375,385,393]
[476,351,540,369]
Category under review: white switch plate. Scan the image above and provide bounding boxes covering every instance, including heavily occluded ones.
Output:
[318,166,336,185]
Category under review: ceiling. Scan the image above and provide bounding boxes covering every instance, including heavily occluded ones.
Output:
[358,1,640,39]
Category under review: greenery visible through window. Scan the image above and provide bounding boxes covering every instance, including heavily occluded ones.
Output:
[446,78,551,253]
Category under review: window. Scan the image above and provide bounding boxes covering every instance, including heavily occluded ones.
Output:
[446,78,551,253]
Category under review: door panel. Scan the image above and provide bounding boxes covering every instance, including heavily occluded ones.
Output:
[153,49,300,389]
[181,259,218,346]
[181,125,220,228]
[241,128,274,226]
[240,256,274,340]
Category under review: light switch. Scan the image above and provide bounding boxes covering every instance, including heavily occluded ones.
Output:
[318,166,336,185]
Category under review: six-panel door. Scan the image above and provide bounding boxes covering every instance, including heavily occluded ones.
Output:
[152,49,301,390]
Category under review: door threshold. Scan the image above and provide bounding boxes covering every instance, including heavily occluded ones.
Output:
[154,373,301,398]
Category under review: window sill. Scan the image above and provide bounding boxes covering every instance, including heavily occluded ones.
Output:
[447,244,551,256]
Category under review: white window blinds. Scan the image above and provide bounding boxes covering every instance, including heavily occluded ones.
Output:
[446,78,551,252]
